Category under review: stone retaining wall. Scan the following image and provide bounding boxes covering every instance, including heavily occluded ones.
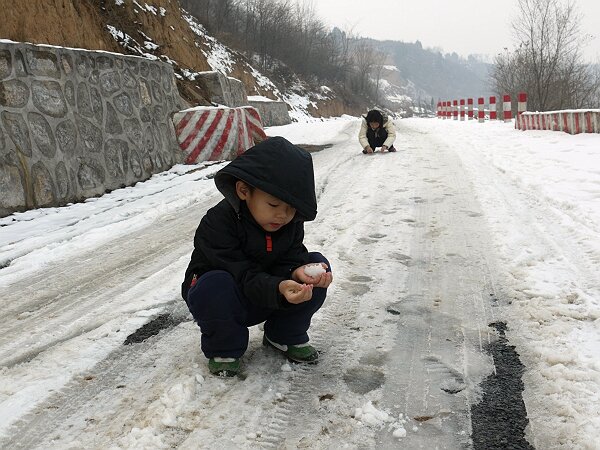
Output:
[0,41,184,218]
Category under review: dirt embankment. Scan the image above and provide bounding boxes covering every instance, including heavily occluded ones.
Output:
[0,0,119,52]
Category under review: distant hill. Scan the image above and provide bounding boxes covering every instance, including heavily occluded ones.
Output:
[372,39,493,112]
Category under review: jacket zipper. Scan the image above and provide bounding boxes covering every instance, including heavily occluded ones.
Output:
[265,234,272,252]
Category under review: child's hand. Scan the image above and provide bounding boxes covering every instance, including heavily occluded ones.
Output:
[293,263,334,289]
[279,280,313,304]
[311,271,333,289]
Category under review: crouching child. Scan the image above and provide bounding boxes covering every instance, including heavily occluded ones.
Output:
[181,136,333,377]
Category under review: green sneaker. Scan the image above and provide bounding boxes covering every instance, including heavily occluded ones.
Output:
[263,335,319,364]
[208,357,240,377]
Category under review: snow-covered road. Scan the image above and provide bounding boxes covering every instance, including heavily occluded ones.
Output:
[1,118,599,449]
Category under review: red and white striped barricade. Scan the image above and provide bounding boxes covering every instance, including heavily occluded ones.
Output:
[516,92,527,129]
[460,99,465,121]
[573,111,598,134]
[453,100,458,120]
[563,112,572,134]
[584,111,599,133]
[173,106,267,164]
[517,110,600,134]
[503,94,512,122]
[437,102,441,118]
[553,113,561,132]
[477,98,485,123]
[517,92,527,115]
[489,96,497,120]
[467,98,474,120]
[573,112,581,134]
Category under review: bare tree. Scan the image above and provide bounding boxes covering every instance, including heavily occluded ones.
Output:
[351,40,377,95]
[490,0,598,110]
[372,50,387,105]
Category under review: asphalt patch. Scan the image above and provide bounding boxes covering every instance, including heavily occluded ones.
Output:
[123,313,188,345]
[471,321,534,449]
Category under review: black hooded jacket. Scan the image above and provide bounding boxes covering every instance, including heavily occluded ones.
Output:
[181,137,318,309]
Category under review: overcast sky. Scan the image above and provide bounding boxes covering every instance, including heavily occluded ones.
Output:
[309,0,600,63]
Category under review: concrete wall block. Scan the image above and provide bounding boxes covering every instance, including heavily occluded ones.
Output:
[0,41,186,217]
[172,106,267,164]
[196,71,248,107]
[226,77,248,107]
[248,100,291,126]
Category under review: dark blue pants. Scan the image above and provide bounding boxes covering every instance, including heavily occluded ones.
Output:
[367,127,388,149]
[186,252,329,359]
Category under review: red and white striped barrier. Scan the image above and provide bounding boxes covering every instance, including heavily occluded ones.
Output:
[516,110,600,134]
[441,93,532,125]
[517,92,527,116]
[490,96,497,120]
[478,97,485,123]
[503,95,512,122]
[173,106,267,164]
[515,92,527,129]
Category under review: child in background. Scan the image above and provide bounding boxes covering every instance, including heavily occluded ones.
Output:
[358,109,397,154]
[182,136,333,377]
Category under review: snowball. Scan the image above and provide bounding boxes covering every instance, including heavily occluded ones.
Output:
[304,264,326,277]
[392,427,407,438]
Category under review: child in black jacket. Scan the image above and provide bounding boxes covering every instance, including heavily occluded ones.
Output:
[182,136,333,377]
